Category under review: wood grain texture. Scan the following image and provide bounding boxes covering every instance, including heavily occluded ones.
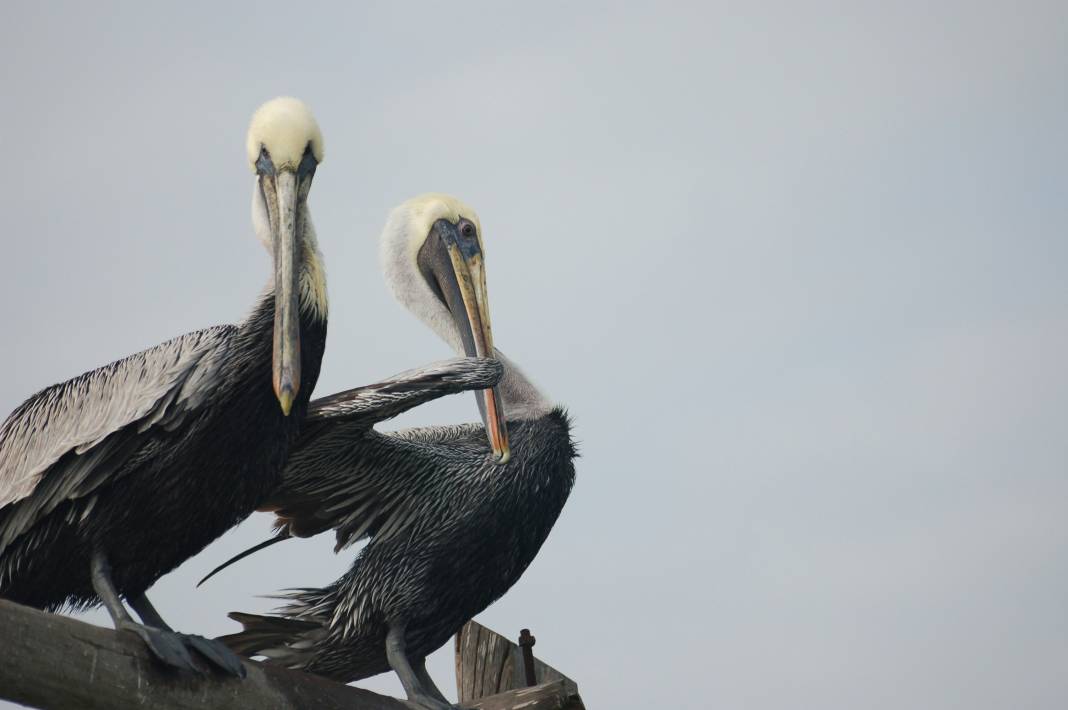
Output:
[0,600,585,710]
[463,681,585,710]
[455,621,582,706]
[0,599,407,710]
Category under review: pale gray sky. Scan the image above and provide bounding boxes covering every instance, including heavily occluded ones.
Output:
[1,2,1066,708]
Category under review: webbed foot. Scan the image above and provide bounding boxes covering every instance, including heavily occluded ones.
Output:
[117,620,246,677]
[179,632,248,677]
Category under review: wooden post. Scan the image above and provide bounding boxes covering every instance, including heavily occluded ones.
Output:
[0,600,583,710]
[518,629,537,686]
[455,620,584,708]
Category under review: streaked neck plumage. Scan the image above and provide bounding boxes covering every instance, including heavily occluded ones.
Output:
[492,349,553,421]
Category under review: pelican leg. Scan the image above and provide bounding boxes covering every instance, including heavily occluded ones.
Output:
[128,593,172,630]
[90,551,199,674]
[414,658,453,706]
[128,591,247,678]
[385,625,456,710]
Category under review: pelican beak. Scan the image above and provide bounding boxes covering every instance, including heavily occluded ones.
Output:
[423,220,511,463]
[265,170,303,415]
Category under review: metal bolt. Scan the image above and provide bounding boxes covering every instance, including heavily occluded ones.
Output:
[518,628,537,687]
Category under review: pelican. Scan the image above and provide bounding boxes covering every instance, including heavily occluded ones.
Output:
[0,97,330,676]
[207,194,576,709]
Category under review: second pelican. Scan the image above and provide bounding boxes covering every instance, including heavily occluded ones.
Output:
[208,195,576,708]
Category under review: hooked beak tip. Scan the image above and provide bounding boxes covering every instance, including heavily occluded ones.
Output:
[277,387,296,416]
[494,447,511,465]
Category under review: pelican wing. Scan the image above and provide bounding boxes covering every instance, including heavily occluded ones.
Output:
[201,360,497,582]
[261,359,501,545]
[259,415,487,554]
[197,358,498,583]
[0,326,234,518]
[303,357,502,429]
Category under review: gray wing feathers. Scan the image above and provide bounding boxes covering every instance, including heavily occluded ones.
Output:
[229,358,497,556]
[277,421,482,551]
[0,325,233,509]
[305,357,502,426]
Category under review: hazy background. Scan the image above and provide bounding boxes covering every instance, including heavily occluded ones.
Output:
[1,2,1066,708]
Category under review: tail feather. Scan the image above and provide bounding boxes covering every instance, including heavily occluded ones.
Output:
[217,611,324,663]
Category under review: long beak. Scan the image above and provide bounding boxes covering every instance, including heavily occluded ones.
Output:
[269,171,302,415]
[430,224,510,463]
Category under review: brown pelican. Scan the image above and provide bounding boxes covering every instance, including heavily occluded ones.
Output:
[206,195,576,709]
[0,97,330,676]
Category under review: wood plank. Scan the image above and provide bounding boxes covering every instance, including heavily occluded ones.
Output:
[464,681,585,710]
[0,598,408,710]
[0,600,585,710]
[455,620,583,706]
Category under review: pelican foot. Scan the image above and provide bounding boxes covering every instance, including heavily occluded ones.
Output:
[118,619,200,673]
[179,633,248,678]
[117,621,246,678]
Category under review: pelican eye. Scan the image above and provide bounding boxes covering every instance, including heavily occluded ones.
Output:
[256,146,275,176]
[460,222,476,238]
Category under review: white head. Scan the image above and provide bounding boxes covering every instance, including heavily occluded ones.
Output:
[246,97,327,415]
[248,98,325,253]
[246,97,324,173]
[381,194,482,351]
[380,193,509,461]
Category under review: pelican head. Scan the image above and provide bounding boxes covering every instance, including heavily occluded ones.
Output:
[381,194,510,463]
[247,97,325,416]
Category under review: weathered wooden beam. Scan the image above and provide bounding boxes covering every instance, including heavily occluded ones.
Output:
[455,620,583,708]
[0,600,583,710]
[0,599,408,710]
[463,680,585,710]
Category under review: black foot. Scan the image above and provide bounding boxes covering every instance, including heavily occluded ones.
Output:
[179,633,248,678]
[118,621,246,678]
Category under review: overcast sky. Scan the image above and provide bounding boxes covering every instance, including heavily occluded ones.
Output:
[1,2,1066,709]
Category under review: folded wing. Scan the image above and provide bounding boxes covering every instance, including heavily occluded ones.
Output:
[0,325,234,550]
